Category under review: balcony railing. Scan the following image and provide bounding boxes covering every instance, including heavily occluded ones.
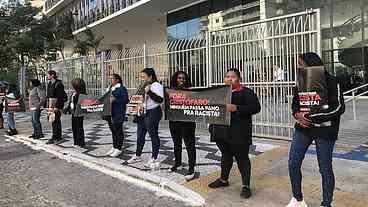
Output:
[46,0,142,31]
[45,0,62,11]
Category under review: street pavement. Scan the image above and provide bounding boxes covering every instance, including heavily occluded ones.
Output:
[1,111,368,207]
[0,137,188,207]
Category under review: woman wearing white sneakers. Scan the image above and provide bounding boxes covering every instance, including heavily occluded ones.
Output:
[127,68,164,168]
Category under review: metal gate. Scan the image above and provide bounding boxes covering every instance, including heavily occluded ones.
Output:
[208,9,321,139]
[48,9,320,140]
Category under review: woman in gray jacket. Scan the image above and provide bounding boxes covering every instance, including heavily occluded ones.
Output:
[29,79,46,139]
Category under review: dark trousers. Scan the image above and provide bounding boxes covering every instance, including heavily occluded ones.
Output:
[31,110,43,136]
[0,105,3,128]
[108,120,124,150]
[216,140,251,187]
[72,116,85,147]
[289,130,335,206]
[52,110,62,140]
[136,107,162,159]
[169,121,196,171]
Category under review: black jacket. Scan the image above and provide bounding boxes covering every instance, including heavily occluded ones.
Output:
[210,87,261,145]
[47,79,66,109]
[292,71,345,140]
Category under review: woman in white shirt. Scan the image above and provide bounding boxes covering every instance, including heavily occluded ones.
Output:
[127,68,164,167]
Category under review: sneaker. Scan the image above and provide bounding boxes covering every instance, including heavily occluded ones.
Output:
[184,170,195,181]
[12,129,18,135]
[53,139,62,144]
[105,148,115,156]
[126,155,142,164]
[240,186,252,199]
[208,179,230,188]
[110,149,122,157]
[33,134,43,140]
[144,158,157,168]
[286,197,308,207]
[8,129,18,136]
[29,134,36,138]
[46,139,55,144]
[170,165,183,172]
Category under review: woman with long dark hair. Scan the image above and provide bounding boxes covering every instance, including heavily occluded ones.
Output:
[65,78,87,148]
[127,68,164,168]
[287,53,345,207]
[208,68,261,199]
[168,71,197,181]
[29,79,46,139]
[105,74,129,157]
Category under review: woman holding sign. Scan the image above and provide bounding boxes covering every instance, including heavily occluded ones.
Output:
[105,74,129,157]
[127,68,164,168]
[168,71,197,181]
[287,53,345,207]
[5,83,21,136]
[64,78,87,148]
[208,68,261,199]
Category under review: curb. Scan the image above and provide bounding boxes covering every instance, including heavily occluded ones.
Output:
[5,134,206,207]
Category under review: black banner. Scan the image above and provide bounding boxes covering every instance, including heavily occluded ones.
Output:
[165,86,232,126]
[297,66,329,114]
[5,98,26,112]
[74,92,111,117]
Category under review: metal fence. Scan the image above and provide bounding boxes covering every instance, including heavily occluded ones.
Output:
[47,9,321,140]
[208,9,321,139]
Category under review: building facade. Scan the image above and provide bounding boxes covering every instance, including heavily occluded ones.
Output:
[45,0,368,91]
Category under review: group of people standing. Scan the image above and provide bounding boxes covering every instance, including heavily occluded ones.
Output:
[1,52,344,207]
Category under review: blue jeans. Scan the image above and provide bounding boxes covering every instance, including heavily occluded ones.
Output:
[31,110,43,136]
[289,129,335,207]
[6,112,15,130]
[136,107,162,159]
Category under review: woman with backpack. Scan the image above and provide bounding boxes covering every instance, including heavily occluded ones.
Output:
[28,79,46,139]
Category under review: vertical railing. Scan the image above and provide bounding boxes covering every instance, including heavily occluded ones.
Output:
[47,9,321,140]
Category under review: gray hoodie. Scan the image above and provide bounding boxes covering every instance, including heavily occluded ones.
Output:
[29,86,46,110]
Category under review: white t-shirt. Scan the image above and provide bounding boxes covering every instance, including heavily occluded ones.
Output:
[146,82,164,110]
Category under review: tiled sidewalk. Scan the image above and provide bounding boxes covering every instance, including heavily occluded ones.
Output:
[49,120,279,184]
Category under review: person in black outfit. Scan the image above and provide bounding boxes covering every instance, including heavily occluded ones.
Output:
[46,70,67,144]
[168,71,197,181]
[64,78,87,148]
[208,68,261,199]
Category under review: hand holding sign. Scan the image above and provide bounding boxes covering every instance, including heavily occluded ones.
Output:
[226,104,237,112]
[294,112,311,128]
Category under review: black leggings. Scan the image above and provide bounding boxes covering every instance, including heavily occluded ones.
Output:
[216,140,251,186]
[169,121,196,171]
[108,120,124,150]
[72,116,85,147]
